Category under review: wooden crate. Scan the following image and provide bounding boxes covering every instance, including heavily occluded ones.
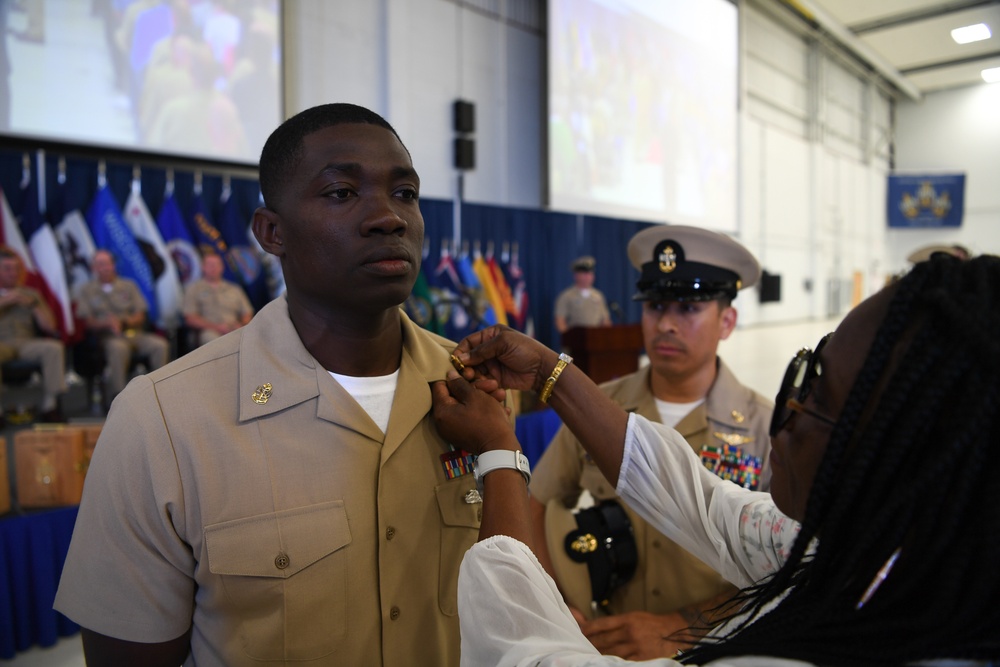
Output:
[0,437,9,515]
[15,427,88,508]
[75,422,104,465]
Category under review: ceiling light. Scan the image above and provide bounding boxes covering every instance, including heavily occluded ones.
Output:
[951,23,991,44]
[983,67,1000,83]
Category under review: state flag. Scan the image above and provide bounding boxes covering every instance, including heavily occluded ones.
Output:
[18,178,75,339]
[404,268,442,334]
[487,254,516,320]
[472,252,508,326]
[217,188,266,308]
[456,253,497,328]
[187,194,229,263]
[52,182,97,296]
[156,193,201,286]
[503,248,533,336]
[124,186,184,329]
[428,252,474,340]
[1,187,72,342]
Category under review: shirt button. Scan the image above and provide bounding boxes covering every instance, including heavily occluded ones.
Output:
[652,539,661,549]
[386,526,396,540]
[390,606,401,621]
[652,588,661,597]
[274,552,290,570]
[477,508,482,521]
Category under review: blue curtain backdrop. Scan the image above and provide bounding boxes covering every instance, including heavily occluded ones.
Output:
[1,148,655,350]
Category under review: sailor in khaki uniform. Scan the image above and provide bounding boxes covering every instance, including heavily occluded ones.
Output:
[55,298,481,666]
[182,253,254,347]
[0,248,67,422]
[55,103,483,666]
[530,225,773,660]
[74,249,169,399]
[554,256,612,333]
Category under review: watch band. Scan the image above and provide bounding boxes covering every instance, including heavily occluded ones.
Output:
[474,449,531,494]
[538,353,573,403]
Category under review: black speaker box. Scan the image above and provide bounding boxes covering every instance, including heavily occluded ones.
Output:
[454,138,475,170]
[759,271,782,304]
[453,100,475,133]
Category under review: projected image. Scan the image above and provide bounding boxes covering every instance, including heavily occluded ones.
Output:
[0,0,281,164]
[548,0,738,230]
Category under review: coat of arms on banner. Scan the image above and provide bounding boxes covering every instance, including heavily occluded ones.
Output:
[887,174,965,228]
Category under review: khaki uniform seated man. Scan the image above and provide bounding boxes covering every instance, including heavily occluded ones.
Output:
[0,249,67,423]
[530,225,774,660]
[554,255,612,334]
[182,253,254,347]
[73,249,169,402]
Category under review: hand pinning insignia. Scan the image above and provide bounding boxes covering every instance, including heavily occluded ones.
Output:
[252,383,273,405]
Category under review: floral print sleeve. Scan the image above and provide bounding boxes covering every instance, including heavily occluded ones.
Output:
[738,501,799,577]
[618,414,801,589]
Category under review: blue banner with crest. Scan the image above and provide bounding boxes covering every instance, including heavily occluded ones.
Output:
[887,174,965,228]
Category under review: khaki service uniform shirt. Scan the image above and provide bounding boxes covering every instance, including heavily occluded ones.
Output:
[529,360,773,619]
[0,286,45,341]
[73,277,148,322]
[55,297,482,666]
[554,286,610,329]
[182,278,253,327]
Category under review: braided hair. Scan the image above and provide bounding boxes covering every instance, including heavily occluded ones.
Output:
[683,254,1000,665]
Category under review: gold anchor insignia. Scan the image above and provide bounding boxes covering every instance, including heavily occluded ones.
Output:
[569,533,598,554]
[658,245,677,273]
[731,410,746,423]
[714,431,754,446]
[464,489,483,504]
[252,383,273,405]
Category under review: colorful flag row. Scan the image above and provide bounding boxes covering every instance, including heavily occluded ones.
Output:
[405,244,533,340]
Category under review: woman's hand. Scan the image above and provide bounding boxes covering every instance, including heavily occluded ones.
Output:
[452,325,559,394]
[431,371,520,456]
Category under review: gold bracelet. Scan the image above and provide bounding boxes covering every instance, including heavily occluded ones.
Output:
[538,353,573,404]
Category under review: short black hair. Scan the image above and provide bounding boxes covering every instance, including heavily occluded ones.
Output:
[258,103,404,210]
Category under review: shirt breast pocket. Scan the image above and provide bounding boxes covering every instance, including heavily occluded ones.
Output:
[435,479,481,616]
[205,500,351,661]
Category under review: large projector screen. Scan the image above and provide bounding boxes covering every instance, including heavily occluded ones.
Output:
[548,0,738,231]
[0,0,282,165]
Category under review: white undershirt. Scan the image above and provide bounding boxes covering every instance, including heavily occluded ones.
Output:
[655,397,705,428]
[329,369,399,433]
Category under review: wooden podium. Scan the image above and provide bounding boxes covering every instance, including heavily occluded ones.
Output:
[561,324,644,385]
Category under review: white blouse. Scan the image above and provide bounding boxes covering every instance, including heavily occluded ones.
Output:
[458,414,989,667]
[457,412,802,667]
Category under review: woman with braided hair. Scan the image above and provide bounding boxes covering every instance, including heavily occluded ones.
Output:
[431,254,1000,667]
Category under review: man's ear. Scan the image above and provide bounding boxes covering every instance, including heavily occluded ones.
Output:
[252,207,284,258]
[718,304,738,341]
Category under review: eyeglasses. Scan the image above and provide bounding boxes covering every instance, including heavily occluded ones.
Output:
[769,333,838,438]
